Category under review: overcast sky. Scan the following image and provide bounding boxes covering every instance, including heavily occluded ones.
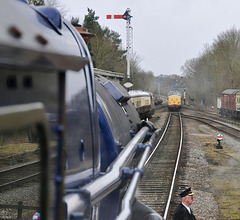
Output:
[59,0,240,76]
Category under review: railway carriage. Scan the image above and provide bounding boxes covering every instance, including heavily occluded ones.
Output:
[220,89,240,119]
[236,90,240,112]
[168,90,181,111]
[128,90,155,120]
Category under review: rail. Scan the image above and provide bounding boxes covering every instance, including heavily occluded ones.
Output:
[181,113,240,139]
[163,112,183,219]
[0,161,40,189]
[135,112,183,219]
[145,113,171,165]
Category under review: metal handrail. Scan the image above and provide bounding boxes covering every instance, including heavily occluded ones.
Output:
[116,128,161,220]
[64,126,150,220]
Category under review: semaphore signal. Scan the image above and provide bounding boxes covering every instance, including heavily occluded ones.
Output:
[106,9,133,83]
[106,15,123,19]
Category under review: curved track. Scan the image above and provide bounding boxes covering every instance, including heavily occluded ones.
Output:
[182,106,240,127]
[136,112,183,219]
[181,113,240,140]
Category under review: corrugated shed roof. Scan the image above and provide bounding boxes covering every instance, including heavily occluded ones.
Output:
[222,89,240,95]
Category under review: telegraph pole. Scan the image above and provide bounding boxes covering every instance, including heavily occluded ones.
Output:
[106,9,133,82]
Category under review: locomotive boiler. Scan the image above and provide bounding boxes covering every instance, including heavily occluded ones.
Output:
[0,1,163,220]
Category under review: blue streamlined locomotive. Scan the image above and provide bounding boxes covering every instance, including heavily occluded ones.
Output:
[0,1,163,220]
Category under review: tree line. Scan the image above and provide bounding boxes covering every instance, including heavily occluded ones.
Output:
[181,27,240,106]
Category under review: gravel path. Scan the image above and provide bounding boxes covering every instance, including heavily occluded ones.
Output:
[153,108,240,220]
[182,118,219,220]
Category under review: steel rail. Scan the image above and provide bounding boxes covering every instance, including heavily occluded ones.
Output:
[163,112,183,220]
[181,113,240,139]
[0,160,40,174]
[181,113,240,129]
[0,172,40,189]
[145,112,171,165]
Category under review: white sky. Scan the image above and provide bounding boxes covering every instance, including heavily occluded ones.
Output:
[59,0,240,76]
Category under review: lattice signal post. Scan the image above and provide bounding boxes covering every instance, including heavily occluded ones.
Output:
[107,9,133,82]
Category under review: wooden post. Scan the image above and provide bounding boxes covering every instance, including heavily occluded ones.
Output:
[17,201,23,220]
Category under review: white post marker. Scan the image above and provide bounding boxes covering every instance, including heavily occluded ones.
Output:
[216,133,223,149]
[217,133,223,140]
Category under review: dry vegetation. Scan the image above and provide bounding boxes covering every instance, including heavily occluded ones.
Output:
[200,136,240,219]
[182,109,240,220]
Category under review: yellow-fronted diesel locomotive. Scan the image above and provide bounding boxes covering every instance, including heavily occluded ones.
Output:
[168,90,181,111]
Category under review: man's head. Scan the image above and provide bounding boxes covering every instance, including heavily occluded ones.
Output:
[182,194,194,206]
[180,187,195,207]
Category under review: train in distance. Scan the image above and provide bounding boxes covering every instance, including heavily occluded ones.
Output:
[0,1,164,220]
[128,90,155,120]
[168,90,182,111]
[217,89,240,119]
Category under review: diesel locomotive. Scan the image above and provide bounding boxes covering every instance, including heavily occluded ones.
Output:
[0,1,163,220]
[168,90,182,111]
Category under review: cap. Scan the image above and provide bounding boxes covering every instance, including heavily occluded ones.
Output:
[179,187,194,198]
[32,212,40,220]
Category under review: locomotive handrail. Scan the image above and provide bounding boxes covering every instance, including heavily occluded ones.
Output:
[64,126,151,220]
[116,128,161,220]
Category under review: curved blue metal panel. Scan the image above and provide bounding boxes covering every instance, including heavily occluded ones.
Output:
[34,6,62,32]
[98,103,118,171]
[18,0,28,3]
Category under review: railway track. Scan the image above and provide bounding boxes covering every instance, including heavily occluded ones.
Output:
[182,106,240,127]
[136,112,184,220]
[0,161,40,191]
[181,113,240,140]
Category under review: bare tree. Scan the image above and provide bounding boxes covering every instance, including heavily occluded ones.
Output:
[28,0,68,18]
[45,0,68,18]
[181,27,240,106]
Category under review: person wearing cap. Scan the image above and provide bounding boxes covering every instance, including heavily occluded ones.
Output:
[173,187,196,220]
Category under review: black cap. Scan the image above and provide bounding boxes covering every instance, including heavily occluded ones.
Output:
[179,187,194,198]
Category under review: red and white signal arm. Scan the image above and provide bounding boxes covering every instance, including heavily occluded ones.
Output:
[106,15,123,19]
[217,133,223,140]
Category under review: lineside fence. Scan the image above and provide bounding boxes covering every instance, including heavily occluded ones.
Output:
[0,201,39,220]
